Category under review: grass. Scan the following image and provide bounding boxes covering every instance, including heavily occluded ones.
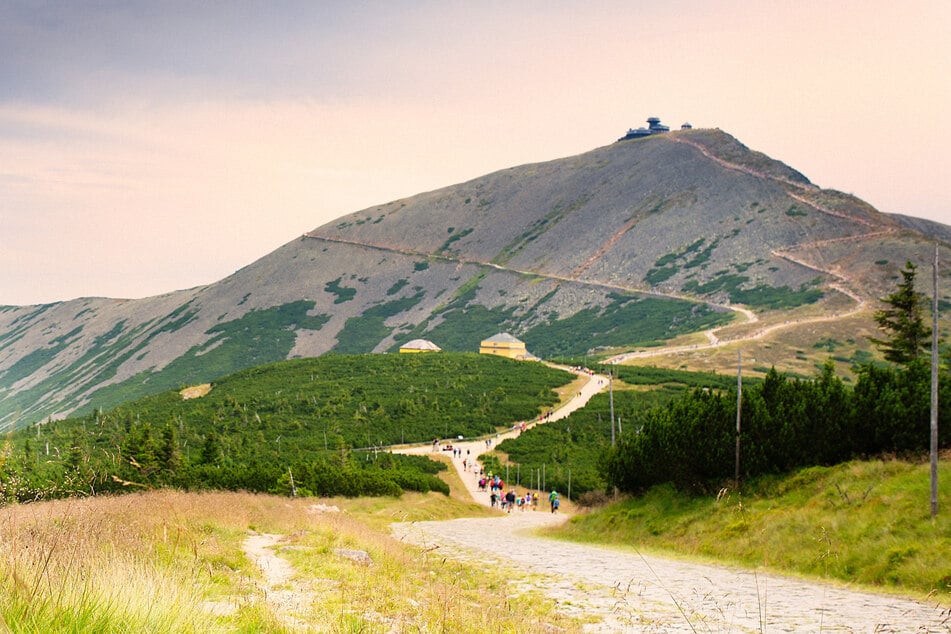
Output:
[0,487,577,632]
[551,457,951,603]
[0,493,225,632]
[3,453,949,630]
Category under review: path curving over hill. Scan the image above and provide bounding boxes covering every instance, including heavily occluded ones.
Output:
[305,231,761,357]
[396,366,608,496]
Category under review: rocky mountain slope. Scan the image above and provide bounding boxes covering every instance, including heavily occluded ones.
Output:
[1,127,947,428]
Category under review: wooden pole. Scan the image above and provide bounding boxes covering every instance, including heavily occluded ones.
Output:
[735,349,742,486]
[931,244,939,518]
[609,366,616,447]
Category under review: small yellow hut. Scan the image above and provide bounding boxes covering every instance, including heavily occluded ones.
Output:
[478,332,529,359]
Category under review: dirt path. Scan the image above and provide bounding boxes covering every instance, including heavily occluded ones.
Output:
[243,533,315,631]
[235,375,949,631]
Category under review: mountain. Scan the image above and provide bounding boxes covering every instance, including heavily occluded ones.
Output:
[1,127,947,428]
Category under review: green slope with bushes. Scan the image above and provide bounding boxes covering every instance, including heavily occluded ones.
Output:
[488,366,757,496]
[0,353,573,502]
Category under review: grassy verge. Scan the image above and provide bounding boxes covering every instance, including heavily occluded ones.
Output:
[550,457,951,602]
[0,489,576,632]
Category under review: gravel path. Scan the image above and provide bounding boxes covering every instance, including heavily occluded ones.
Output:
[392,512,950,633]
[393,372,950,632]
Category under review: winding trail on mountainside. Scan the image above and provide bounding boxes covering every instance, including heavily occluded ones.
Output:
[304,132,895,364]
[392,375,951,632]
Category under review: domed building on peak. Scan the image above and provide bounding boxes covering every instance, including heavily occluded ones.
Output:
[617,116,674,141]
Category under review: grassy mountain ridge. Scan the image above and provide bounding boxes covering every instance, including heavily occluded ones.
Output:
[2,127,949,427]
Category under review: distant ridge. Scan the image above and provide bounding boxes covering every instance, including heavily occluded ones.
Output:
[1,126,948,427]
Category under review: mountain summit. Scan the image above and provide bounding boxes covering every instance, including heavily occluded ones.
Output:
[0,126,946,427]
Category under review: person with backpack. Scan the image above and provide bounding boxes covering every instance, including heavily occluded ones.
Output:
[549,490,560,513]
[505,489,517,513]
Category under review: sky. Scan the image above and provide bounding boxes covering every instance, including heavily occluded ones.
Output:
[1,1,949,306]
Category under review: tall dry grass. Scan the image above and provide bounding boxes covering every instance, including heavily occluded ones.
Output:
[1,489,577,632]
[0,491,227,632]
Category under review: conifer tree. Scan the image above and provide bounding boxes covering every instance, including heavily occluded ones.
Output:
[870,261,931,365]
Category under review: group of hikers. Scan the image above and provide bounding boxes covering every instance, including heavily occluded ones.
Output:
[426,435,570,514]
[428,436,567,514]
[476,472,561,513]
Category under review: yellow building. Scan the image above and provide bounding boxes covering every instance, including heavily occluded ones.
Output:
[399,339,441,353]
[479,332,530,359]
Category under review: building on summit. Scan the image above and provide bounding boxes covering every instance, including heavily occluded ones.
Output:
[479,333,536,360]
[617,116,673,142]
[399,339,441,353]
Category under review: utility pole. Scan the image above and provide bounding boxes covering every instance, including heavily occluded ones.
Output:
[931,244,939,518]
[609,365,616,446]
[735,349,742,486]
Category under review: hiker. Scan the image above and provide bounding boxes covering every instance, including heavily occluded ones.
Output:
[549,490,560,513]
[505,489,517,513]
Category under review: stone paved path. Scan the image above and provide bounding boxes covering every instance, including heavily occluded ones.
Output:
[393,370,951,632]
[392,512,950,633]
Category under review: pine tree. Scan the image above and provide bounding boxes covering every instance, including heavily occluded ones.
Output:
[158,425,182,473]
[870,261,931,365]
[200,431,223,465]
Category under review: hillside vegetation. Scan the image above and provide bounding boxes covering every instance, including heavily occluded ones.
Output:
[481,354,948,503]
[0,353,573,502]
[489,365,753,496]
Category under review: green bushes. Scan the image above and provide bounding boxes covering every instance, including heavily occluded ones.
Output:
[496,385,688,496]
[325,278,357,303]
[521,293,732,357]
[491,365,751,496]
[0,353,570,503]
[604,360,951,494]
